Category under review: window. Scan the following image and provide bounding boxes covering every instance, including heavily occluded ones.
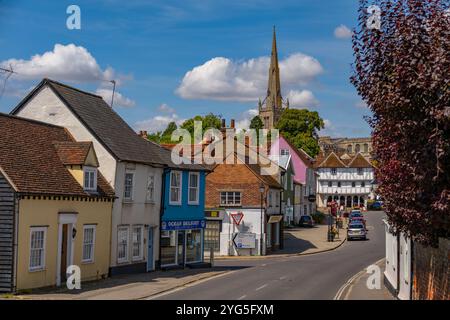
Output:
[352,182,356,187]
[328,181,332,187]
[188,172,200,204]
[337,182,341,188]
[361,181,366,187]
[170,171,182,205]
[220,191,241,206]
[364,143,369,153]
[29,227,46,271]
[347,144,353,153]
[83,167,97,191]
[331,168,337,175]
[117,227,129,263]
[82,225,96,263]
[357,168,363,175]
[132,226,144,261]
[124,172,134,200]
[280,149,290,156]
[275,192,280,207]
[355,144,361,153]
[146,174,155,202]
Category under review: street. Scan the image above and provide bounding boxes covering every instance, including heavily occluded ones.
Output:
[153,211,386,300]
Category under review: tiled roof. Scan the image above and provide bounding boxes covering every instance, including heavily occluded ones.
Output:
[315,151,373,169]
[0,113,114,197]
[12,79,170,166]
[53,141,93,165]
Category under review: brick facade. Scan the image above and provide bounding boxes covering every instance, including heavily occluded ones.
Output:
[205,163,265,208]
[412,238,449,300]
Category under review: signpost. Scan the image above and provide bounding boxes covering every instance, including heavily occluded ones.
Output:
[233,232,256,249]
[231,212,244,225]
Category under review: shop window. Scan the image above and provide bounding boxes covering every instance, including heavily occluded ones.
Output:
[204,221,221,253]
[186,229,202,263]
[161,230,177,266]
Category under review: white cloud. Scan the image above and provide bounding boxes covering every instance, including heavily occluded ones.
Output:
[176,53,323,101]
[355,99,368,109]
[157,103,176,113]
[135,114,184,133]
[334,24,353,39]
[321,119,339,136]
[286,90,319,108]
[235,108,259,132]
[0,44,124,83]
[95,88,135,108]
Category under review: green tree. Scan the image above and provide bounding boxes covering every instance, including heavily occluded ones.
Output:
[180,113,222,137]
[275,109,324,157]
[249,115,263,131]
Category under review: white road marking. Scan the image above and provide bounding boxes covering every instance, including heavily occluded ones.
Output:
[237,295,247,300]
[279,276,287,280]
[261,264,267,267]
[255,284,268,291]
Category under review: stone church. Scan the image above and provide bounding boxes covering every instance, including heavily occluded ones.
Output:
[258,27,289,130]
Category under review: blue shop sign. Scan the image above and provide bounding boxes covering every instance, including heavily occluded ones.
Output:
[161,220,206,231]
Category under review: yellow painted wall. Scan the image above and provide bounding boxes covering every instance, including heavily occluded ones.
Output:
[16,198,113,291]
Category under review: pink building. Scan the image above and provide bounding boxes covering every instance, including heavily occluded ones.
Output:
[270,135,317,223]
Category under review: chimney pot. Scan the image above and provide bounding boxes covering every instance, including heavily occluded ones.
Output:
[230,119,235,128]
[221,118,226,128]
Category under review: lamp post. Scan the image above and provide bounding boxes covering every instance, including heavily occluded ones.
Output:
[259,183,265,256]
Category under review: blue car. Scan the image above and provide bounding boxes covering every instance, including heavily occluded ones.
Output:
[372,201,383,210]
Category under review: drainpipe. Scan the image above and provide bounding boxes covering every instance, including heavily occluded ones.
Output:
[158,169,167,269]
[410,239,414,300]
[279,188,284,249]
[396,233,400,298]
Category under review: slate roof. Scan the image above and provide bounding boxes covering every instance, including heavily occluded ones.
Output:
[53,141,94,165]
[0,113,115,197]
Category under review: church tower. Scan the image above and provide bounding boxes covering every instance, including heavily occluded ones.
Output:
[259,26,288,129]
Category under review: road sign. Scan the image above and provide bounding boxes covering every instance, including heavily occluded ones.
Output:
[233,232,256,249]
[230,212,244,225]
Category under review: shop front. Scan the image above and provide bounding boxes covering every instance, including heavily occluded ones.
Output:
[204,209,225,256]
[160,220,205,267]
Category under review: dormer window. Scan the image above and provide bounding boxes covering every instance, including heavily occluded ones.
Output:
[83,166,97,191]
[280,149,289,156]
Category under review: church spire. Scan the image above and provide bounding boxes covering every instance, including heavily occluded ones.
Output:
[266,26,282,110]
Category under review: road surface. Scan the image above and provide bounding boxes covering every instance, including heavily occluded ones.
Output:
[153,211,386,300]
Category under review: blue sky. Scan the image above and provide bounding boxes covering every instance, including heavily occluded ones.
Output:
[0,0,372,137]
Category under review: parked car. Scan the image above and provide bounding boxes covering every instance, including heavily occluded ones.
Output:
[371,201,383,210]
[349,212,366,227]
[299,215,314,228]
[347,222,367,240]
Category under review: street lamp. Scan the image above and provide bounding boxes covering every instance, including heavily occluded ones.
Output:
[259,183,265,256]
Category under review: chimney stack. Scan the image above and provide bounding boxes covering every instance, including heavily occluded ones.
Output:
[138,130,148,139]
[230,119,235,128]
[221,118,226,129]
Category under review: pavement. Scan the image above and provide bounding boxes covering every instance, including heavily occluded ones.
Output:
[6,268,232,300]
[334,258,394,300]
[4,211,386,300]
[215,223,346,260]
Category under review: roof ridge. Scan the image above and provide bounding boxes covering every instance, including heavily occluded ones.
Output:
[44,78,104,99]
